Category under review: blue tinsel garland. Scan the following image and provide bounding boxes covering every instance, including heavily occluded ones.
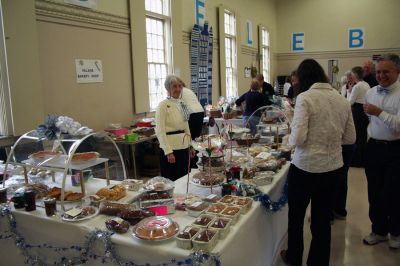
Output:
[0,204,221,266]
[254,179,289,212]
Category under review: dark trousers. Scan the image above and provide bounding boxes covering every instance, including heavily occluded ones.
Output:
[332,144,355,216]
[188,112,205,168]
[351,103,368,167]
[287,164,339,266]
[365,139,400,236]
[159,148,190,181]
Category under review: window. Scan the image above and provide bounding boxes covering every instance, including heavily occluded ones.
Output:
[145,0,171,110]
[224,10,237,98]
[261,28,270,83]
[0,3,13,136]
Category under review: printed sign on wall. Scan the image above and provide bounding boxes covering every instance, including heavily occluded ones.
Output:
[246,20,253,46]
[348,28,365,49]
[291,32,305,52]
[75,59,103,83]
[195,0,205,26]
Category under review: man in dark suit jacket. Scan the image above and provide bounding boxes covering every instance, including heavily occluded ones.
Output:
[256,74,275,97]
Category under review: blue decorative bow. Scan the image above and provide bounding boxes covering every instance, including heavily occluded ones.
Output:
[377,86,389,94]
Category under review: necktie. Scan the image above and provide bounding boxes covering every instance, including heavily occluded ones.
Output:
[180,101,190,121]
[377,86,389,94]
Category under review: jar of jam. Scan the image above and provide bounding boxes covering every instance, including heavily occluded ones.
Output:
[43,197,56,216]
[12,192,25,209]
[0,187,7,204]
[24,190,36,211]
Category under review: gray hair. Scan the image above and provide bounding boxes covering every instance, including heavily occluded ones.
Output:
[377,54,400,69]
[344,70,352,79]
[164,75,180,90]
[351,66,363,80]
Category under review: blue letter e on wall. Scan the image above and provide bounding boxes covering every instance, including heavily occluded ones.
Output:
[292,32,305,52]
[349,28,364,49]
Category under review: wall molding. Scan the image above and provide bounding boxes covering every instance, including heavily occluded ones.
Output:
[277,48,400,60]
[35,0,130,34]
[241,45,258,56]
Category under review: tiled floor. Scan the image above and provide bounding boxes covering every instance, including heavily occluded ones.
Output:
[277,167,400,266]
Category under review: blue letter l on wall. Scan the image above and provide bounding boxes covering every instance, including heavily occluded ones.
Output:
[349,28,364,49]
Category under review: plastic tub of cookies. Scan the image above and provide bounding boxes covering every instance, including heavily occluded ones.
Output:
[175,226,201,250]
[187,201,208,217]
[192,214,215,228]
[205,203,227,216]
[203,194,220,204]
[220,206,241,224]
[234,197,253,214]
[209,217,232,240]
[192,228,218,252]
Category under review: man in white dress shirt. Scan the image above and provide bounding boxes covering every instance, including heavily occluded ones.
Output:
[363,54,400,249]
[348,66,370,167]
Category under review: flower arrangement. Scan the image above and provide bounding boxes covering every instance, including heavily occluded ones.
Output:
[37,115,93,140]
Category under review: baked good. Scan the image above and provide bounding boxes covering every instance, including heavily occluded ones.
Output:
[47,186,83,201]
[193,215,214,227]
[210,218,229,229]
[105,218,130,234]
[222,206,240,216]
[187,201,208,212]
[29,151,60,160]
[99,201,132,216]
[177,227,200,239]
[96,184,126,201]
[195,229,216,242]
[118,209,154,225]
[192,172,225,186]
[71,152,99,162]
[207,203,226,214]
[219,195,236,204]
[133,216,179,240]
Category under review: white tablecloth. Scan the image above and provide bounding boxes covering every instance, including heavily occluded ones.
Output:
[0,164,289,266]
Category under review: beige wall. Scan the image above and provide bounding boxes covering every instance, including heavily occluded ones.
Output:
[276,0,400,81]
[179,0,277,98]
[3,0,400,135]
[37,21,134,130]
[3,0,44,135]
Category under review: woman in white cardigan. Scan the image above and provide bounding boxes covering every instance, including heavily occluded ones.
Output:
[155,75,194,181]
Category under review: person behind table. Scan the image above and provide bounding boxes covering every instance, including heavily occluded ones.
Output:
[155,75,195,181]
[340,71,352,98]
[235,79,268,135]
[281,59,355,266]
[362,54,400,249]
[256,73,275,98]
[347,66,370,167]
[283,75,292,97]
[363,60,379,88]
[177,77,205,169]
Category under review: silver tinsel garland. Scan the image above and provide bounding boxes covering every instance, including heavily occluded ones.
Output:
[0,204,220,266]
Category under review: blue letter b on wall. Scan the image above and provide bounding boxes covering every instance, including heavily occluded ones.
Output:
[349,28,364,49]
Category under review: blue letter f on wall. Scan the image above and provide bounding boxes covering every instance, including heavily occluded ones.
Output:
[349,28,364,49]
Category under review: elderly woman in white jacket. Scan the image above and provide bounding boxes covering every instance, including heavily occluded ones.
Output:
[155,75,195,181]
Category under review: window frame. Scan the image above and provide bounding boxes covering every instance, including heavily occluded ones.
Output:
[223,9,237,98]
[260,26,271,83]
[145,0,172,111]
